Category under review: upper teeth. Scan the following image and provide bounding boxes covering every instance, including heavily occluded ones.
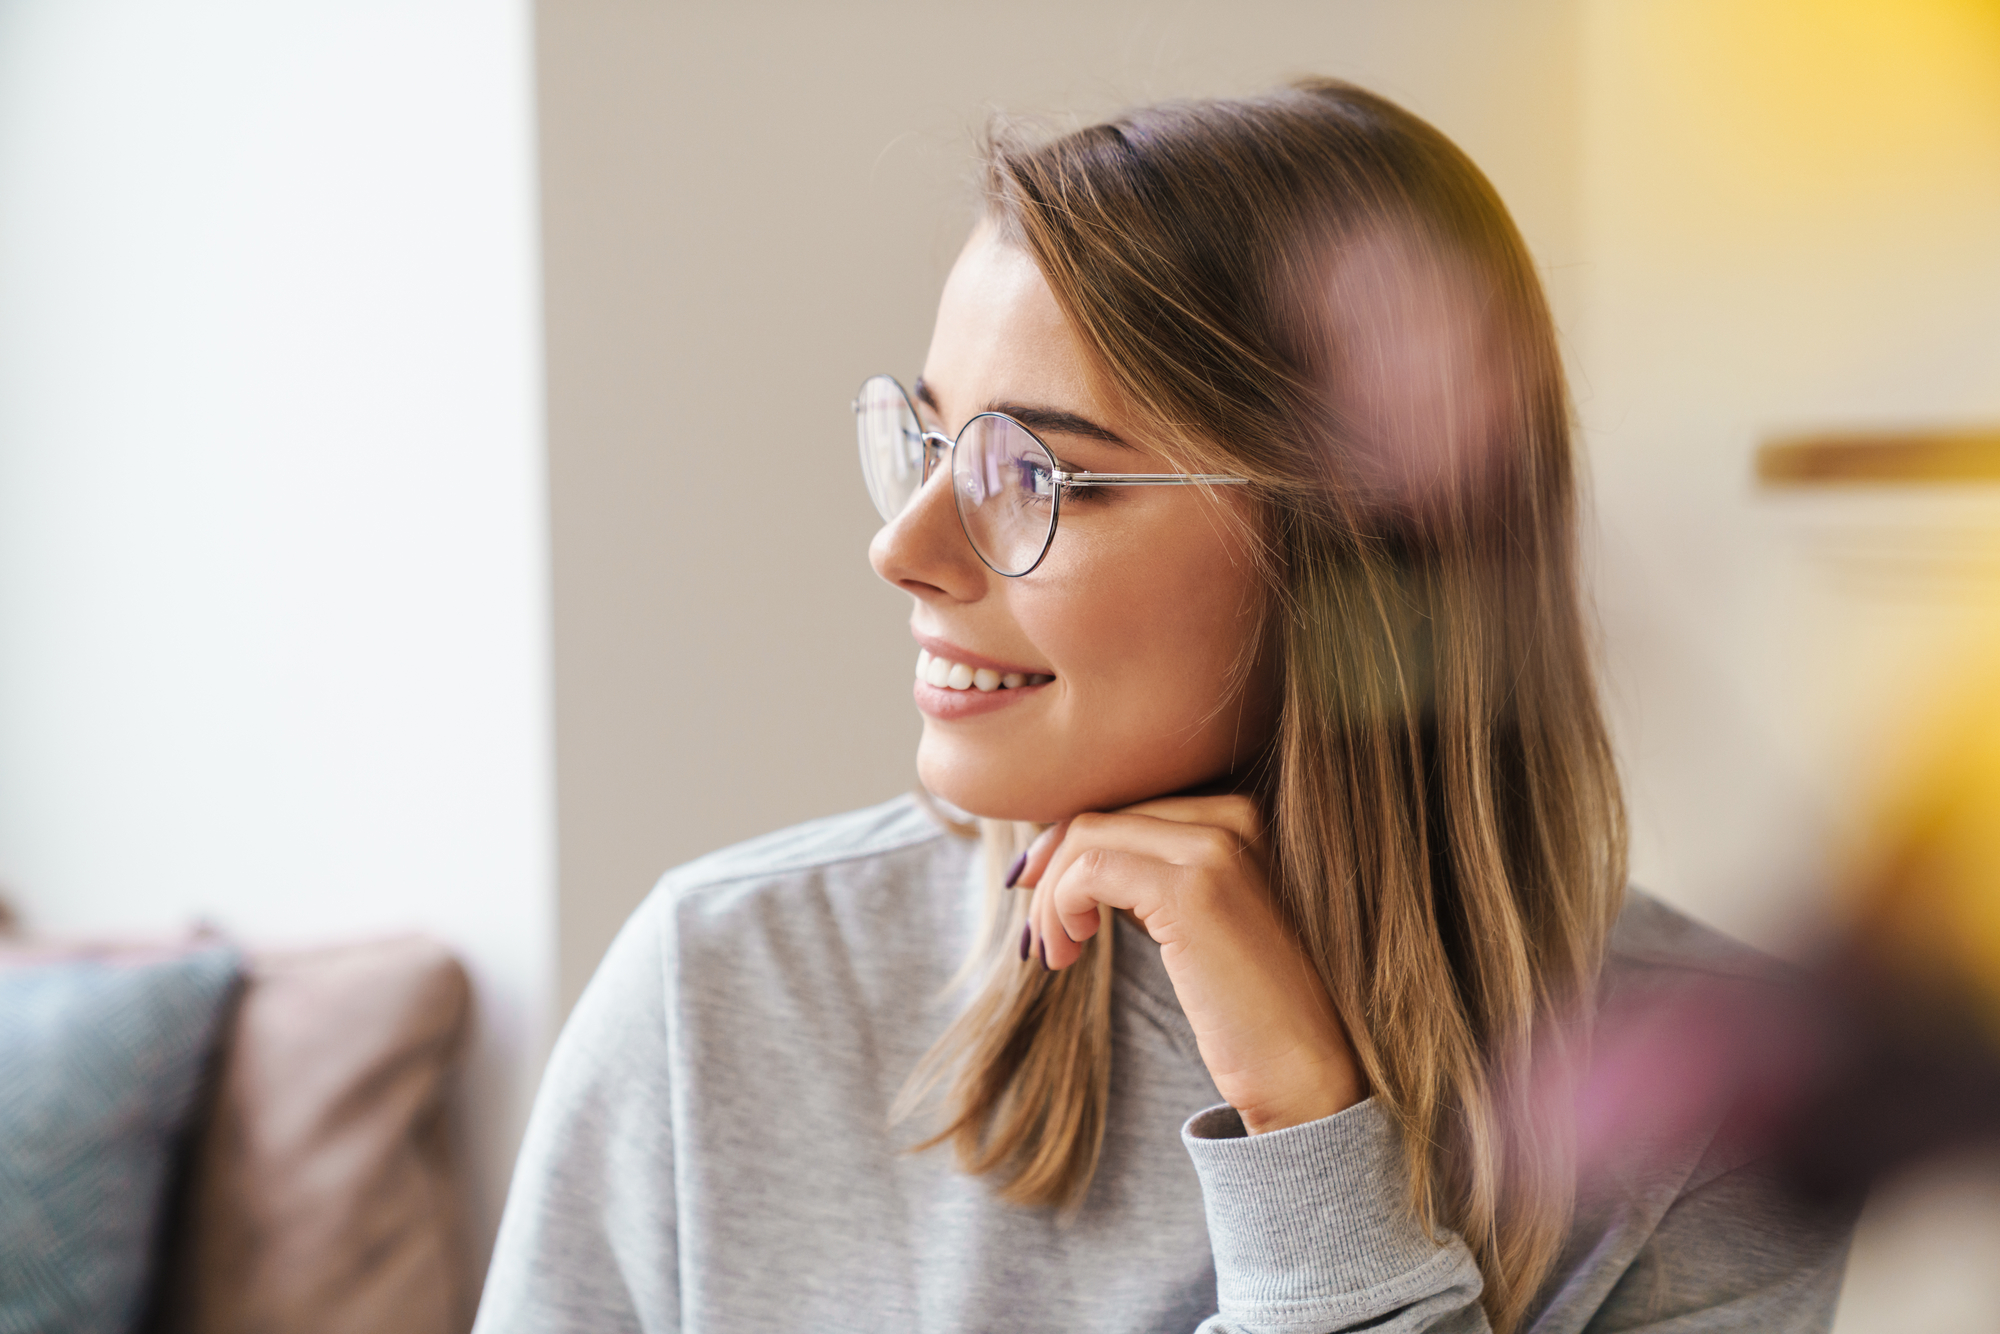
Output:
[917,649,1051,692]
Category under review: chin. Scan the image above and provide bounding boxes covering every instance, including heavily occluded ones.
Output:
[916,743,1073,825]
[915,729,1234,825]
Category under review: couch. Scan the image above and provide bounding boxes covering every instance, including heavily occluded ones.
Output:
[0,902,475,1334]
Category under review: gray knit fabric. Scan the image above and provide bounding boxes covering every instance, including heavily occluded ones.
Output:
[474,796,1851,1333]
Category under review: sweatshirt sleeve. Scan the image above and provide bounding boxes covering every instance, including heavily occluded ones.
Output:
[1183,1099,1488,1333]
[472,891,682,1334]
[1182,1099,1857,1334]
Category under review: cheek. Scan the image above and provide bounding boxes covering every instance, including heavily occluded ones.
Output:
[1023,509,1261,734]
[913,499,1270,820]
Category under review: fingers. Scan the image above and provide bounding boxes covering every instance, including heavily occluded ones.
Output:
[1013,821,1067,893]
[1034,810,1254,889]
[1004,794,1362,1128]
[1022,810,1256,972]
[1036,849,1178,970]
[1116,793,1263,846]
[1015,824,1066,974]
[1016,797,1264,974]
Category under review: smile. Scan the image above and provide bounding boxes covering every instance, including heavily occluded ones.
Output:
[916,649,1053,692]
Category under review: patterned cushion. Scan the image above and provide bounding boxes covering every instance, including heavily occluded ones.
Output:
[0,948,241,1334]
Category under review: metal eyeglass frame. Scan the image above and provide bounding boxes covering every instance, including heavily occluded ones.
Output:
[855,373,1251,577]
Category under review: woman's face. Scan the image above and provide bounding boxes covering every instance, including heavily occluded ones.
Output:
[869,226,1275,823]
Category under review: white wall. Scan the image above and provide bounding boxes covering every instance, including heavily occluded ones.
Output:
[536,0,1589,1015]
[0,0,552,1276]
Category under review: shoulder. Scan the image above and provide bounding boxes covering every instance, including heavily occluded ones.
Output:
[1545,892,1854,1330]
[1595,887,1796,1106]
[626,793,979,985]
[1604,886,1779,985]
[1587,888,1806,1188]
[654,792,955,900]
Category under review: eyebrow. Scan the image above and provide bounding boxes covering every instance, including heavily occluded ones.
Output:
[912,376,1133,449]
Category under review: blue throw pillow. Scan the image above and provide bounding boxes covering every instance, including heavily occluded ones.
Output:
[0,947,241,1334]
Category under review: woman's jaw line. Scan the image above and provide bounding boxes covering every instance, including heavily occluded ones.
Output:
[916,738,1255,826]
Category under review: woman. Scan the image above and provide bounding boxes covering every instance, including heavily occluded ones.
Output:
[475,80,1851,1333]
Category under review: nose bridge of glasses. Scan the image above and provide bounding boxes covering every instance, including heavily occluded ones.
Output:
[919,431,952,484]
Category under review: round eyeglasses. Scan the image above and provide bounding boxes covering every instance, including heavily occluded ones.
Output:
[854,373,1250,577]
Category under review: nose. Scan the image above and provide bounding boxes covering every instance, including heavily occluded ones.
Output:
[869,464,989,604]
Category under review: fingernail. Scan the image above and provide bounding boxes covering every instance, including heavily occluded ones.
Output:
[1019,923,1031,962]
[1004,850,1028,889]
[1039,936,1049,970]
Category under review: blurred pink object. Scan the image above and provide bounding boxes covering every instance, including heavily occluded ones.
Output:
[166,936,473,1334]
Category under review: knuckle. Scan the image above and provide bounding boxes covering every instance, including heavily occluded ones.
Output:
[1074,847,1117,880]
[1220,794,1263,835]
[1190,826,1239,864]
[1068,811,1109,837]
[1178,868,1230,917]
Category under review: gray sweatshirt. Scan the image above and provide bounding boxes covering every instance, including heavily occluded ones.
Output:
[474,796,1852,1333]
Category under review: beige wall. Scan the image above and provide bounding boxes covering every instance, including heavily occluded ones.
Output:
[537,0,2000,991]
[536,0,1589,1013]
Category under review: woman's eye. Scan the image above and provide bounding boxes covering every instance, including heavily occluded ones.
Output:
[1052,468,1110,503]
[1012,458,1057,497]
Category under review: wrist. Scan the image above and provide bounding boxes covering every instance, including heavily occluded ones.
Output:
[1237,1070,1365,1135]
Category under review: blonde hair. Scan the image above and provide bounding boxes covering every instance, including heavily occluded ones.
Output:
[896,80,1625,1332]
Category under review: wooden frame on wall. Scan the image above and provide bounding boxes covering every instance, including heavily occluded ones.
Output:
[1758,430,2000,487]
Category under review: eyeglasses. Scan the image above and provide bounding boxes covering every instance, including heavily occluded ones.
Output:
[854,374,1250,577]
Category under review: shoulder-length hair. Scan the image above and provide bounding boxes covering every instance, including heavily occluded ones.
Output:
[896,78,1626,1332]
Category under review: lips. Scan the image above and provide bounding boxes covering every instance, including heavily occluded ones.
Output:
[909,635,1054,721]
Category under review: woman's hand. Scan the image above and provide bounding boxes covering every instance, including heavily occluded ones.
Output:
[1020,795,1365,1133]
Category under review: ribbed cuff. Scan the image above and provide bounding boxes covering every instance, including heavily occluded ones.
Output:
[1182,1099,1481,1328]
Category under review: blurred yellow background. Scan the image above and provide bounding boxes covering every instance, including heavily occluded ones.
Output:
[1579,0,2000,946]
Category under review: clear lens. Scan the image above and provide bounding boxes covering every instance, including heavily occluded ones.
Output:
[856,374,925,522]
[953,413,1059,576]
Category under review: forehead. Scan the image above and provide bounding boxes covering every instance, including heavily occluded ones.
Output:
[920,226,1108,427]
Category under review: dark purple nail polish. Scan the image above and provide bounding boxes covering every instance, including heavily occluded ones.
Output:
[1019,923,1031,962]
[1004,850,1028,889]
[1039,936,1050,970]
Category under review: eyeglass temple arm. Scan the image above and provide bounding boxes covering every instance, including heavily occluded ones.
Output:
[895,422,1245,486]
[1051,470,1250,486]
